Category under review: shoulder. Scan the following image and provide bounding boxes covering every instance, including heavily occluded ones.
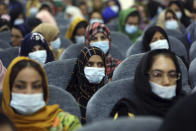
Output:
[50,112,82,131]
[110,98,138,119]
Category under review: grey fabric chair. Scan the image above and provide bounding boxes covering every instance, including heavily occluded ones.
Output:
[0,39,11,49]
[0,31,11,43]
[0,86,81,119]
[59,25,69,37]
[165,29,183,39]
[189,41,196,62]
[60,36,73,49]
[60,43,125,60]
[126,36,188,64]
[44,58,76,89]
[86,78,136,123]
[77,117,162,131]
[112,53,191,93]
[111,31,132,57]
[48,85,81,119]
[189,58,196,88]
[0,47,19,68]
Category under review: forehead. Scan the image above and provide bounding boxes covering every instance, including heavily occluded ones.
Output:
[150,55,176,71]
[88,55,103,62]
[14,67,42,82]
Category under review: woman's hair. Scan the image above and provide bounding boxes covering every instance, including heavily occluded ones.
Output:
[0,112,15,131]
[9,60,47,100]
[126,10,141,24]
[165,9,178,20]
[142,26,169,51]
[71,21,88,42]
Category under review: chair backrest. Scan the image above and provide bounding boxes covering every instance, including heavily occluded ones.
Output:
[112,53,191,93]
[78,117,162,131]
[165,29,183,39]
[48,85,81,119]
[0,39,11,49]
[189,41,196,62]
[0,31,11,43]
[0,86,81,119]
[60,36,73,49]
[86,78,136,123]
[60,43,125,60]
[44,58,76,89]
[189,58,196,88]
[126,36,188,63]
[111,31,132,57]
[0,47,19,68]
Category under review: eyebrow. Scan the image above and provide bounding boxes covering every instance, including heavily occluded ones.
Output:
[32,80,42,84]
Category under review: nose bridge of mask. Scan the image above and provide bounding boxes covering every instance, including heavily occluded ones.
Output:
[149,81,177,99]
[28,50,47,65]
[90,41,109,54]
[150,39,169,50]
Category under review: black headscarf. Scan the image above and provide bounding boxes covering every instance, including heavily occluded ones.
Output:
[168,1,191,28]
[134,49,185,117]
[20,32,54,63]
[66,46,106,123]
[159,93,196,131]
[142,26,170,51]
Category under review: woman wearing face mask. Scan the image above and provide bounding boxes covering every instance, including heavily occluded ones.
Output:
[89,10,104,25]
[65,17,88,44]
[20,32,54,65]
[143,26,170,51]
[1,57,81,131]
[26,0,40,17]
[32,23,63,60]
[110,49,185,119]
[85,22,121,79]
[118,8,142,43]
[10,23,31,47]
[66,46,107,124]
[168,1,191,28]
[157,9,181,31]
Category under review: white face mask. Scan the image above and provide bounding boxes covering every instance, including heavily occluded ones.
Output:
[149,81,176,99]
[29,7,38,16]
[125,24,138,34]
[75,36,85,44]
[14,19,24,25]
[10,93,46,115]
[90,41,109,54]
[90,18,104,25]
[175,11,182,19]
[84,67,105,84]
[150,39,169,50]
[51,37,61,50]
[110,5,119,13]
[165,20,178,30]
[28,50,47,65]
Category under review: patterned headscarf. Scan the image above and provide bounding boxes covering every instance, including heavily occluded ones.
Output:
[66,46,106,123]
[20,32,54,63]
[85,22,111,55]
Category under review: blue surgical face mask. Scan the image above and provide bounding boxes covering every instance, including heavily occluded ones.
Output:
[75,36,85,44]
[175,11,182,19]
[165,20,178,30]
[90,18,104,25]
[51,37,61,50]
[125,24,138,34]
[149,81,176,99]
[29,7,39,16]
[14,19,24,25]
[90,41,109,54]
